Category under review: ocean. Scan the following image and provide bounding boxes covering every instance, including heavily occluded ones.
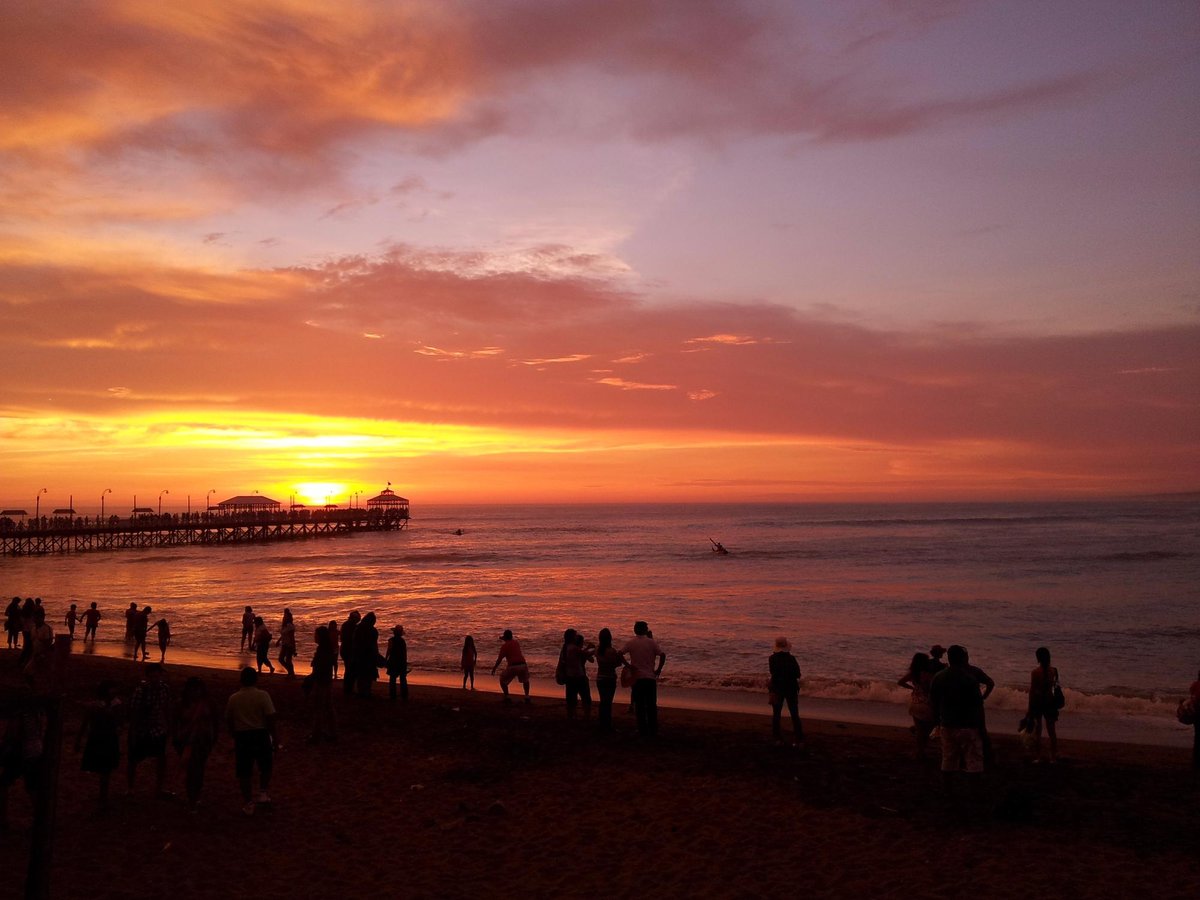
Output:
[4,500,1198,745]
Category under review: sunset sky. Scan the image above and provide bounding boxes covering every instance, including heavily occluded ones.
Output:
[1,0,1197,509]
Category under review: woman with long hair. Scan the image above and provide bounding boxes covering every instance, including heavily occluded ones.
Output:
[1027,646,1061,762]
[460,635,477,690]
[594,628,624,733]
[898,652,934,760]
[277,609,297,677]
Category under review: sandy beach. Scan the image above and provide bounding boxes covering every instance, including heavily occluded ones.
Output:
[2,650,1198,899]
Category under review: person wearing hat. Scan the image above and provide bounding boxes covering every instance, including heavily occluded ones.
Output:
[768,636,804,746]
[491,629,531,703]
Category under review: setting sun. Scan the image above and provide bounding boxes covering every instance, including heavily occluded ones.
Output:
[288,482,351,507]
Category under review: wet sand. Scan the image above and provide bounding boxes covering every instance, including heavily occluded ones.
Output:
[2,652,1199,899]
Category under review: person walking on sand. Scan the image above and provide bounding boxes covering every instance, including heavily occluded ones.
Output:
[1026,647,1062,763]
[899,652,935,760]
[386,625,409,701]
[768,636,804,747]
[225,667,277,816]
[153,616,171,663]
[65,603,79,639]
[622,621,665,737]
[127,663,172,797]
[930,645,985,808]
[491,629,531,704]
[240,606,255,652]
[83,601,101,643]
[251,616,274,674]
[174,676,220,810]
[461,635,478,690]
[277,609,297,677]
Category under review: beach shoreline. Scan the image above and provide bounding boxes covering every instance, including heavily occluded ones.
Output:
[63,639,1196,750]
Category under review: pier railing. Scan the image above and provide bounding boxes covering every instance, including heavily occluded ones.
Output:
[0,508,408,556]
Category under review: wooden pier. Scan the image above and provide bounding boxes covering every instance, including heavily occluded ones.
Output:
[0,509,408,557]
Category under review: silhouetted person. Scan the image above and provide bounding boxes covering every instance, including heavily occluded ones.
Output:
[77,680,122,811]
[340,611,360,695]
[594,628,623,733]
[82,601,101,642]
[1026,647,1061,762]
[125,602,138,641]
[175,676,220,810]
[964,648,996,768]
[240,606,255,651]
[562,630,594,720]
[353,612,381,698]
[23,606,55,690]
[386,625,408,701]
[278,609,296,677]
[768,636,803,746]
[491,629,531,703]
[65,603,78,638]
[461,635,477,690]
[153,616,171,663]
[132,605,151,661]
[128,663,171,797]
[1190,669,1200,771]
[622,621,665,737]
[899,652,935,760]
[927,644,948,674]
[251,616,274,673]
[930,645,984,809]
[328,619,341,679]
[17,598,36,666]
[308,626,337,743]
[4,596,20,649]
[225,667,276,815]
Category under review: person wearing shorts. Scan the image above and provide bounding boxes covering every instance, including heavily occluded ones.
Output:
[930,645,986,797]
[225,667,277,815]
[491,630,531,703]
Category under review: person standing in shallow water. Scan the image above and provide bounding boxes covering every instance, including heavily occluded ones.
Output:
[83,602,101,642]
[622,621,665,737]
[240,606,254,652]
[768,636,804,747]
[125,602,138,642]
[251,616,274,674]
[1026,647,1061,763]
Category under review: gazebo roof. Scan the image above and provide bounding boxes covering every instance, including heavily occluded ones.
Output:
[218,495,281,508]
[1,509,28,516]
[366,487,408,505]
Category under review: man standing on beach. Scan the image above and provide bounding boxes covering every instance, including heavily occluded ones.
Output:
[491,629,531,704]
[622,621,666,737]
[340,610,360,696]
[225,666,277,816]
[964,648,996,768]
[930,645,984,804]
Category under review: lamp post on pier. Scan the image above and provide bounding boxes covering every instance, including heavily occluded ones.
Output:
[35,488,47,520]
[100,488,111,520]
[206,489,216,512]
[158,489,169,516]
